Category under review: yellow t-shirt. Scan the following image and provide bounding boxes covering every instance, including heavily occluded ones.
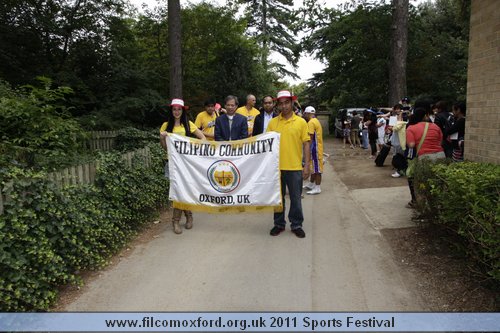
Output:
[195,111,217,141]
[308,117,324,157]
[267,113,310,171]
[160,121,198,136]
[236,106,260,135]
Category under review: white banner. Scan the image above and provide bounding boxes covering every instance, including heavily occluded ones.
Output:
[166,132,281,213]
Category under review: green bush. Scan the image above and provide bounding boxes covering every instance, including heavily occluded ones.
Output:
[0,77,87,170]
[0,143,168,311]
[414,160,500,282]
[114,127,158,152]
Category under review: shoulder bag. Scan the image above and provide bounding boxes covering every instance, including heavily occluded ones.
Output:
[406,122,429,178]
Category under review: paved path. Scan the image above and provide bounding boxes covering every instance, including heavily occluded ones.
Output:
[65,132,425,311]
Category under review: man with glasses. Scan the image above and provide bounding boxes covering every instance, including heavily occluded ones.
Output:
[253,95,277,136]
[215,95,248,141]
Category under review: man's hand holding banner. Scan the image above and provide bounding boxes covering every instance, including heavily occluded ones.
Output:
[166,132,282,213]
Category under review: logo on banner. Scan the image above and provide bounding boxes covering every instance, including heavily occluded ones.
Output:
[207,160,240,193]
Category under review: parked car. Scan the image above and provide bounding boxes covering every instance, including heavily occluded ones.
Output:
[334,108,366,138]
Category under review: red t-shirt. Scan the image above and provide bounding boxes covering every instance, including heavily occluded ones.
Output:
[406,122,443,156]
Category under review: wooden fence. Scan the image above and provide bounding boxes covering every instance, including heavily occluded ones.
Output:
[87,131,118,151]
[0,147,152,215]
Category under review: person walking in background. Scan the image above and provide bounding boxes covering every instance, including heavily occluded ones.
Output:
[293,100,303,117]
[401,97,411,122]
[160,98,206,234]
[446,101,466,162]
[215,95,248,141]
[366,110,378,158]
[405,101,445,208]
[350,111,361,147]
[390,104,407,177]
[342,116,354,149]
[362,111,370,149]
[253,95,277,136]
[266,90,310,238]
[195,98,218,141]
[236,94,260,136]
[432,100,453,158]
[376,112,387,152]
[302,106,323,195]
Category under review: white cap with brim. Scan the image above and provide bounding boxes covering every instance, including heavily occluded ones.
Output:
[275,90,298,101]
[304,106,316,114]
[170,98,185,108]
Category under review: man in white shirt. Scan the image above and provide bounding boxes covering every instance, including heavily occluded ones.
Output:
[253,95,277,136]
[214,95,248,141]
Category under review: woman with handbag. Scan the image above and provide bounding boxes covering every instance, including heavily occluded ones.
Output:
[405,105,445,208]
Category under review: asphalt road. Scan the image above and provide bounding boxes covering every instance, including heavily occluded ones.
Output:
[64,123,424,311]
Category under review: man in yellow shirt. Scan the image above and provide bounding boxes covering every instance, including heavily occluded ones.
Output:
[195,98,218,141]
[266,90,310,238]
[236,94,260,136]
[303,106,324,195]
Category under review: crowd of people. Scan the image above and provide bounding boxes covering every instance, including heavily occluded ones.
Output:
[159,92,465,234]
[342,97,466,208]
[159,91,325,238]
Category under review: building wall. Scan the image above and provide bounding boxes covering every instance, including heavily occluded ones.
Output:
[465,0,500,164]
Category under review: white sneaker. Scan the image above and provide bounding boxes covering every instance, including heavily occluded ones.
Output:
[303,182,315,190]
[307,186,321,195]
[391,171,401,178]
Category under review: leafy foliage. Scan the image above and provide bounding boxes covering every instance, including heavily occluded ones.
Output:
[304,0,470,108]
[304,4,392,108]
[413,159,500,283]
[180,3,274,105]
[0,144,168,311]
[234,0,299,78]
[0,78,87,169]
[0,1,283,128]
[407,0,470,101]
[114,127,159,152]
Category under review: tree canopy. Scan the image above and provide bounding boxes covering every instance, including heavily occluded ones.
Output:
[0,0,471,131]
[303,0,470,109]
[0,0,282,130]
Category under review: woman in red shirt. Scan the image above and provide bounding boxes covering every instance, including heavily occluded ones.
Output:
[405,106,445,208]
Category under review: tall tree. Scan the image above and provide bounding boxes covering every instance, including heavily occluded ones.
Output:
[388,0,409,106]
[304,4,392,107]
[235,0,299,78]
[407,0,470,101]
[168,0,182,98]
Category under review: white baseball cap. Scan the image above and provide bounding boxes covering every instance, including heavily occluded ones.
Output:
[275,90,298,101]
[304,106,316,114]
[170,98,186,108]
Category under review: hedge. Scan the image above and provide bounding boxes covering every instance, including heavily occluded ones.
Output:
[0,144,168,311]
[413,159,500,282]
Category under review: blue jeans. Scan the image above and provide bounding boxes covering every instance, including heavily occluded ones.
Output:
[362,129,369,149]
[274,170,304,230]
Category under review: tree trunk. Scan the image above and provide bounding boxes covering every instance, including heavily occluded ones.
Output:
[261,0,268,69]
[168,0,182,98]
[388,0,409,106]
